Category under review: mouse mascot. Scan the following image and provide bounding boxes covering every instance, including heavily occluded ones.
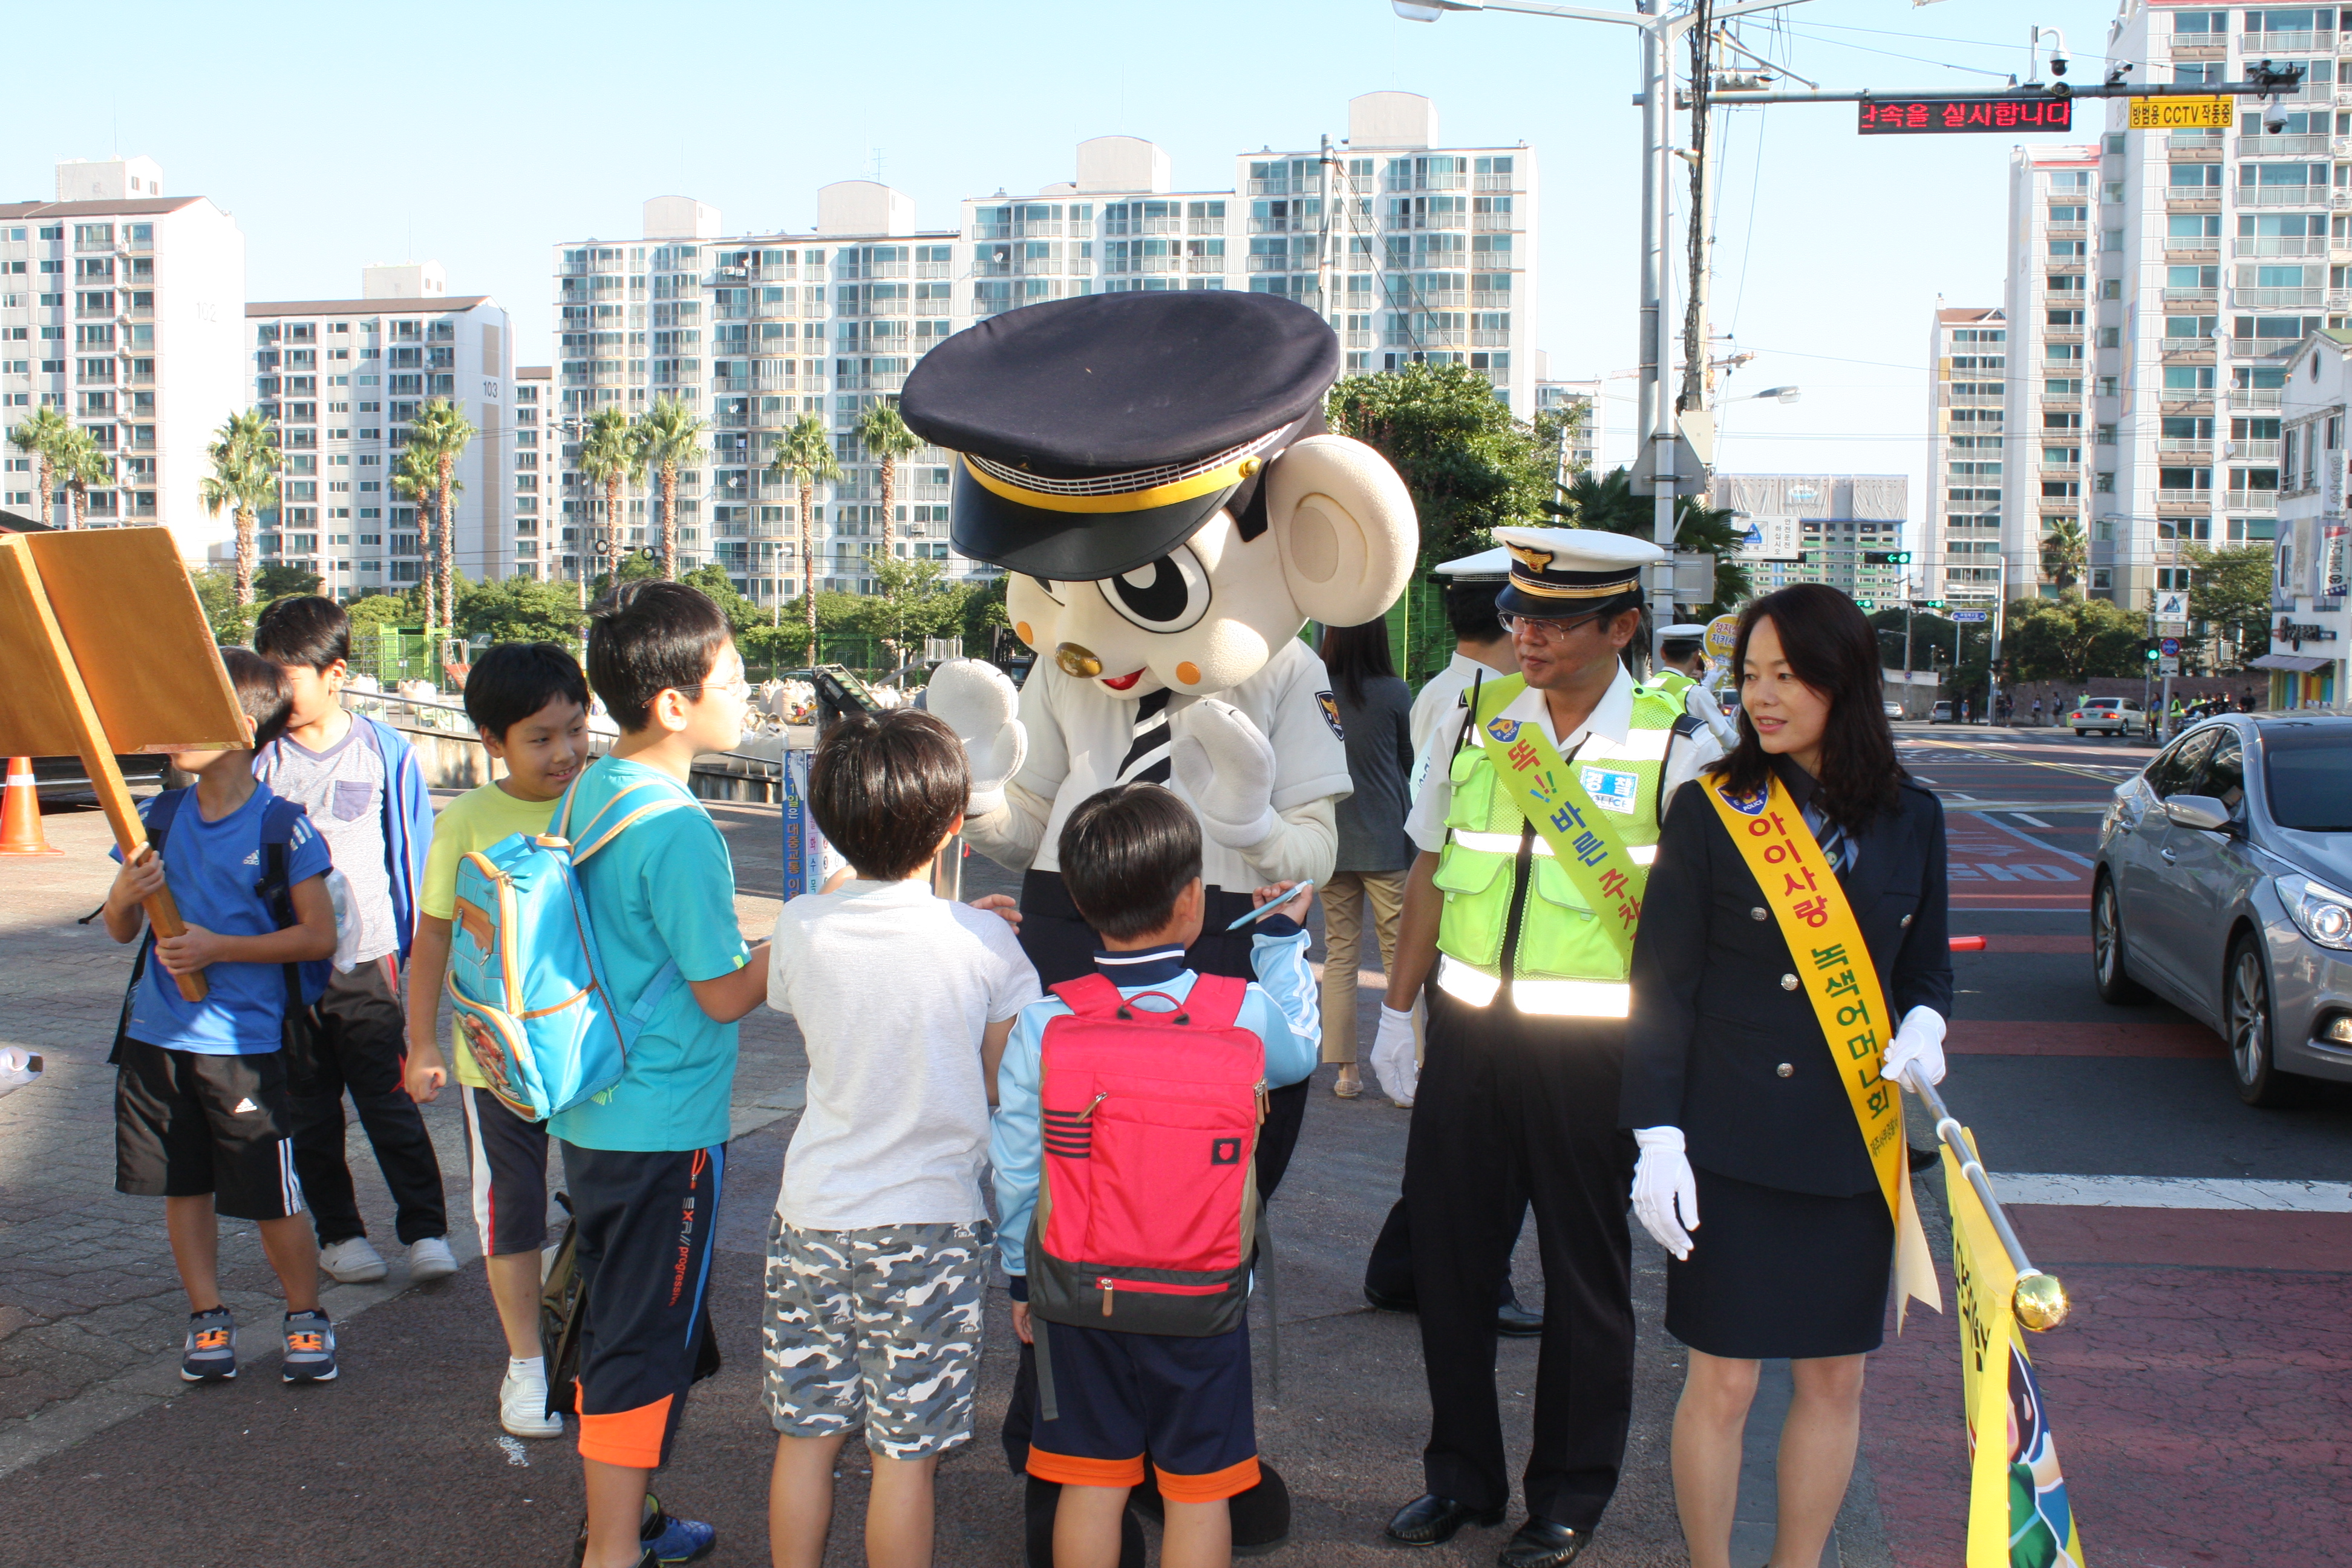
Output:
[902,289,1417,1563]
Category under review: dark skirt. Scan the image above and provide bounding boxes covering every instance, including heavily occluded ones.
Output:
[1664,1165,1893,1361]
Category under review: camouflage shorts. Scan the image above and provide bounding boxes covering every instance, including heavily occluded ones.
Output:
[763,1215,991,1458]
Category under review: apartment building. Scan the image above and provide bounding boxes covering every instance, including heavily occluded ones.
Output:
[1924,305,2009,604]
[2001,143,2104,610]
[512,365,549,578]
[2269,327,2350,705]
[0,157,245,561]
[246,263,515,598]
[1713,473,1913,604]
[1535,371,1606,479]
[547,91,1539,604]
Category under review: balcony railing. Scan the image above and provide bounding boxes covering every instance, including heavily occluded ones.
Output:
[2158,438,2215,455]
[2224,489,2279,511]
[2155,488,2215,505]
[2239,437,2282,460]
[2161,33,2226,54]
[2230,387,2285,408]
[2168,129,2226,152]
[2237,286,2327,306]
[2239,131,2331,155]
[2046,221,2087,237]
[2233,234,2328,255]
[2161,287,2219,305]
[2243,183,2334,204]
[2166,191,2224,209]
[2247,28,2332,51]
[2166,236,2222,253]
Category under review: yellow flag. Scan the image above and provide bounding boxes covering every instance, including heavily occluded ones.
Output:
[1945,1135,2087,1568]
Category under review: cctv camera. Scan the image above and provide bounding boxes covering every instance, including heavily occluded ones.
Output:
[2265,102,2290,132]
[2050,55,2068,77]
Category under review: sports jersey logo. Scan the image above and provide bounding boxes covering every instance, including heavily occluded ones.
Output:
[1315,691,1344,739]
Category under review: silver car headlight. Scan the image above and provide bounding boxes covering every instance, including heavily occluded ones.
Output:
[2278,874,2352,952]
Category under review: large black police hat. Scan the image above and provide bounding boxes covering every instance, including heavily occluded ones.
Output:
[898,290,1341,581]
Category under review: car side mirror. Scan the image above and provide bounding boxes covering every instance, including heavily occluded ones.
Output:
[2163,794,2233,833]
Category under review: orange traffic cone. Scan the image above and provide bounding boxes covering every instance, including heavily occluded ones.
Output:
[0,757,62,855]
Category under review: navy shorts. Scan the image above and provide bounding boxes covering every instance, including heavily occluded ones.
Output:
[463,1087,552,1256]
[1027,1318,1258,1502]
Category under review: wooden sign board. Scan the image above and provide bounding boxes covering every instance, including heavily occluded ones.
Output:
[0,528,252,999]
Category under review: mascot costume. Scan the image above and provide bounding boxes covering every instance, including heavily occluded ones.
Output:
[902,289,1419,1560]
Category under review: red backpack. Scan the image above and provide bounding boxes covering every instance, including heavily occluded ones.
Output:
[1027,973,1266,1337]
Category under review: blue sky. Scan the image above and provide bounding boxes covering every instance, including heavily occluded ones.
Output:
[8,0,2114,520]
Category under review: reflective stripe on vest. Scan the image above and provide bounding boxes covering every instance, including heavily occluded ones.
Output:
[1435,955,1631,1018]
[1433,681,1683,993]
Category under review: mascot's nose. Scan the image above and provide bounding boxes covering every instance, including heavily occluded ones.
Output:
[1055,642,1103,679]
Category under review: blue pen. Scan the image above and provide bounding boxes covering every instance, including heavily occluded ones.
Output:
[1226,881,1315,931]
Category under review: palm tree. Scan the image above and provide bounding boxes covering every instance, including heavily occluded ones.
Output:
[390,443,440,631]
[854,398,924,565]
[56,428,114,530]
[577,407,642,603]
[2040,517,2089,595]
[199,408,281,606]
[410,398,478,633]
[7,406,73,528]
[768,413,844,664]
[635,396,707,581]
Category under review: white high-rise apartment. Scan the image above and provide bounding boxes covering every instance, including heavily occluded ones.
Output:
[2001,143,2103,610]
[512,365,550,579]
[1924,305,2009,604]
[1535,373,1606,477]
[246,263,514,599]
[0,157,245,560]
[1714,474,1911,603]
[547,92,1538,603]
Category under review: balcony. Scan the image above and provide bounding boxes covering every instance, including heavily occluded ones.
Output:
[2223,336,2302,356]
[2166,237,2222,255]
[1186,218,1227,236]
[2161,287,2219,306]
[2166,191,2223,211]
[2041,459,2082,475]
[2231,387,2285,408]
[1186,255,1225,274]
[2236,286,2327,306]
[2234,185,2324,206]
[2167,130,2226,154]
[2046,220,2086,238]
[2158,438,2215,455]
[2155,488,2216,506]
[2248,28,2332,51]
[1947,391,2005,407]
[2238,437,2282,460]
[2224,489,2279,511]
[2239,132,2331,156]
[2161,33,2225,56]
[2233,234,2328,256]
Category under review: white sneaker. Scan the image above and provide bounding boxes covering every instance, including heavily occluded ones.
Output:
[409,1236,458,1282]
[318,1236,388,1284]
[500,1361,566,1439]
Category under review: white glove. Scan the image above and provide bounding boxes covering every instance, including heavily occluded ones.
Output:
[1171,698,1278,848]
[1631,1126,1700,1260]
[1881,1005,1949,1089]
[1369,1004,1419,1106]
[1685,678,1738,749]
[923,659,1027,815]
[0,1047,40,1100]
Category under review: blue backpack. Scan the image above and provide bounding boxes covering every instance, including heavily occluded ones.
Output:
[445,771,698,1122]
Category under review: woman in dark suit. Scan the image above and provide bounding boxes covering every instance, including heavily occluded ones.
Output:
[1620,584,1952,1568]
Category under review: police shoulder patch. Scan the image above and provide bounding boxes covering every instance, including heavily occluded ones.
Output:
[1315,691,1345,740]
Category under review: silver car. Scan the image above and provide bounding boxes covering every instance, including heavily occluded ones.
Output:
[2092,715,2352,1105]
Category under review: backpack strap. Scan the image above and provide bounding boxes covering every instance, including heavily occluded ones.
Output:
[254,798,327,1014]
[1180,973,1248,1031]
[1048,974,1126,1018]
[616,958,684,1046]
[110,789,189,1063]
[570,779,699,865]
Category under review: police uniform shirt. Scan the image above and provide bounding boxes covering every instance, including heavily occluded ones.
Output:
[1407,650,1509,802]
[1404,662,1723,857]
[1017,636,1353,887]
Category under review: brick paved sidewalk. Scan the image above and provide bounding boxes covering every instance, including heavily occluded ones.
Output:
[0,798,813,1477]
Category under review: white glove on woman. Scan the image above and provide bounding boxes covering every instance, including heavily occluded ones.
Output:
[1880,1005,1949,1089]
[1171,699,1279,848]
[1369,1004,1419,1107]
[1631,1126,1700,1260]
[922,659,1027,815]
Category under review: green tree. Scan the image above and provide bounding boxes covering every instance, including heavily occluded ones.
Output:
[188,566,252,644]
[56,426,113,531]
[390,443,441,632]
[679,562,765,636]
[1325,362,1549,566]
[1549,465,1753,615]
[1531,400,1590,489]
[199,408,281,606]
[854,398,924,564]
[2180,542,2276,671]
[255,563,324,600]
[635,396,707,581]
[859,557,978,669]
[7,406,73,528]
[2002,593,2145,683]
[346,590,413,629]
[452,575,591,644]
[576,407,644,606]
[2040,517,2089,595]
[410,398,478,634]
[769,413,845,664]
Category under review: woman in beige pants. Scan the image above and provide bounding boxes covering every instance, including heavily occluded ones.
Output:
[1317,621,1417,1097]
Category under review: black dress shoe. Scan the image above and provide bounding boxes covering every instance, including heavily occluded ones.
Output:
[1497,1517,1590,1567]
[1364,1284,1418,1314]
[1496,1298,1544,1337]
[1385,1493,1506,1546]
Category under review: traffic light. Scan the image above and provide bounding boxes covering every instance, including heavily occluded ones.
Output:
[1855,598,1877,610]
[2145,647,2160,662]
[1916,598,1945,609]
[1864,550,1914,565]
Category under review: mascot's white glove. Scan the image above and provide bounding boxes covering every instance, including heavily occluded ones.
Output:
[1370,1004,1419,1107]
[1171,699,1279,848]
[1881,1005,1949,1089]
[923,659,1027,816]
[1631,1126,1700,1260]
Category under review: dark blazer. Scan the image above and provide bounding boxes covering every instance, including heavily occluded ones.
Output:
[1620,766,1953,1198]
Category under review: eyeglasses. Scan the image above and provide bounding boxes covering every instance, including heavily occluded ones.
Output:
[1500,610,1612,645]
[679,675,751,699]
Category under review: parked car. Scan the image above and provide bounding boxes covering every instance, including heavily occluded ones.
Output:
[1930,699,1954,724]
[2091,716,2352,1105]
[1883,700,1905,719]
[2069,696,2148,737]
[29,754,169,806]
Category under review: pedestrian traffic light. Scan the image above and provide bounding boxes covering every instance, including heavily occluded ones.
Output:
[2145,647,2160,661]
[1855,598,1877,609]
[1916,598,1945,609]
[1864,550,1913,565]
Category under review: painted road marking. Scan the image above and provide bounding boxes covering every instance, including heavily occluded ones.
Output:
[1947,1019,2219,1056]
[1968,809,2097,869]
[1992,1174,2352,1211]
[2011,812,2053,828]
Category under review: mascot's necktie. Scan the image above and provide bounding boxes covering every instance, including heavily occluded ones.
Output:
[1117,690,1174,784]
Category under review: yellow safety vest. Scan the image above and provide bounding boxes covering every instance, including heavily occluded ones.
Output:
[1644,668,1698,701]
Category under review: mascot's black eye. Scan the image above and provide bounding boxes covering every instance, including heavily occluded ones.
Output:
[1103,546,1210,633]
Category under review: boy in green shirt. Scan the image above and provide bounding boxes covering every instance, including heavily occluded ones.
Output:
[403,642,593,1440]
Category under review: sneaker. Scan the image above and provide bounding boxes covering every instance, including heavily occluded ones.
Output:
[409,1236,459,1282]
[180,1307,237,1382]
[281,1310,338,1382]
[569,1495,712,1567]
[500,1360,565,1439]
[318,1236,387,1284]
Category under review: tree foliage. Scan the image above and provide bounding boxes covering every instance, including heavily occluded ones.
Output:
[2039,517,2088,595]
[1325,363,1549,566]
[2001,593,2146,683]
[1547,466,1753,616]
[2181,543,2275,670]
[452,576,591,644]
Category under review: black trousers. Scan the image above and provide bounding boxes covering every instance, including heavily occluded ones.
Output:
[1403,985,1636,1529]
[1364,1197,1529,1308]
[287,956,447,1246]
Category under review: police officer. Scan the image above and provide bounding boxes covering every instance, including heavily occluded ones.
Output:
[1375,529,1722,1567]
[1644,622,1711,699]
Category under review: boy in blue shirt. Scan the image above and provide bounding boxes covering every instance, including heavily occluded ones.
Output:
[563,583,769,1568]
[992,784,1319,1568]
[103,648,342,1383]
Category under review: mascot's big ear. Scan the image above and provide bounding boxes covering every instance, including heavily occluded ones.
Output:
[1266,433,1417,627]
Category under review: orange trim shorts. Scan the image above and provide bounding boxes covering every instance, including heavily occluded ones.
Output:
[1024,1318,1259,1501]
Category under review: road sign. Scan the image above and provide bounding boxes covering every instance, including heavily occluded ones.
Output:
[1953,610,1990,623]
[1731,514,1803,564]
[1864,550,1914,565]
[2160,636,2181,656]
[2128,95,2235,129]
[1857,97,2073,134]
[2160,656,2182,675]
[2157,620,2188,637]
[2154,590,2191,621]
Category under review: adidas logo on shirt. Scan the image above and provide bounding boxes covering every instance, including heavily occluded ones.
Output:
[232,1098,259,1113]
[243,851,260,866]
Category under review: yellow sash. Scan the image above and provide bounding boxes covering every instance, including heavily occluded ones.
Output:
[1475,702,1647,964]
[1704,773,1941,1322]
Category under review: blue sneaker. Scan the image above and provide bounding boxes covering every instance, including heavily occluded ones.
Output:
[639,1496,715,1566]
[281,1310,338,1382]
[181,1307,237,1381]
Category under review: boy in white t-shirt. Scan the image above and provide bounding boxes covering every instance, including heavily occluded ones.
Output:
[762,709,1041,1568]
